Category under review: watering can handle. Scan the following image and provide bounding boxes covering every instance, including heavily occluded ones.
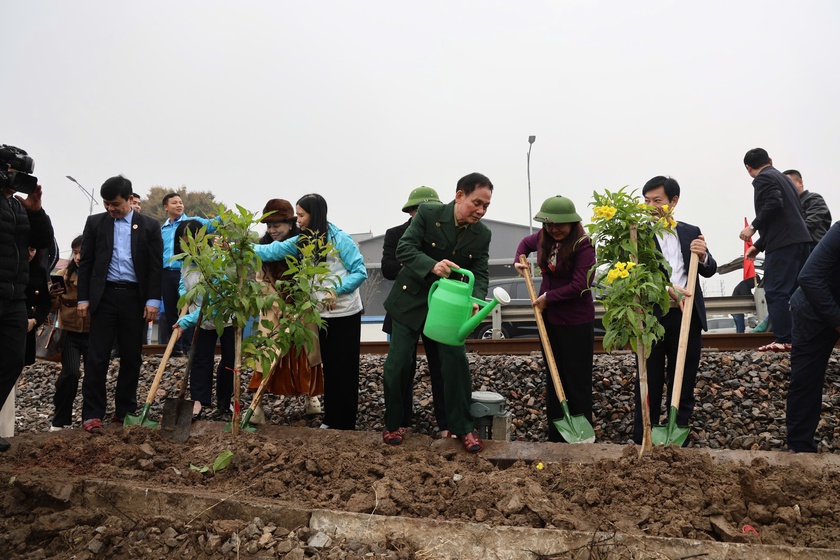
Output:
[447,265,474,286]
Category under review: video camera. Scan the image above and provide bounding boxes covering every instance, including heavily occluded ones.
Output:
[0,145,38,195]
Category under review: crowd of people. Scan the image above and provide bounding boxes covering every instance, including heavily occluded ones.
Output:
[0,146,836,455]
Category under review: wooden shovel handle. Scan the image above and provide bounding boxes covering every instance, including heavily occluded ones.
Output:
[519,255,567,402]
[144,307,187,406]
[249,355,279,413]
[669,251,700,409]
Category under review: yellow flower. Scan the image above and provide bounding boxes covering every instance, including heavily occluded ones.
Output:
[662,204,669,213]
[626,262,636,270]
[619,269,629,279]
[535,462,544,470]
[593,206,617,220]
[606,269,620,283]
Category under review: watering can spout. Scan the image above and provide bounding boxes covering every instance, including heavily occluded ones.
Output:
[457,286,511,341]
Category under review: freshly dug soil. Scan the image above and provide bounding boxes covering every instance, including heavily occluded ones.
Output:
[2,421,840,559]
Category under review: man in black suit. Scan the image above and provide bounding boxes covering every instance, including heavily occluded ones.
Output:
[77,176,162,434]
[633,176,717,446]
[739,148,811,351]
[381,186,451,436]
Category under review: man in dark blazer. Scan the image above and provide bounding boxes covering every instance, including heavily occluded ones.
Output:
[381,186,450,436]
[740,148,811,351]
[382,172,493,453]
[77,176,162,434]
[633,176,717,446]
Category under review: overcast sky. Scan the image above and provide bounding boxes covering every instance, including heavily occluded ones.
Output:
[5,1,839,296]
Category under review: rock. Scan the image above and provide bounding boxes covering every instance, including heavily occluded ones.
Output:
[307,531,332,548]
[87,538,106,554]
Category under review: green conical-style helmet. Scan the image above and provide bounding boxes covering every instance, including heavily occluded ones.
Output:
[534,195,582,223]
[402,186,442,213]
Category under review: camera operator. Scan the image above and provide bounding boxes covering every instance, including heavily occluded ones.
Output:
[0,145,54,452]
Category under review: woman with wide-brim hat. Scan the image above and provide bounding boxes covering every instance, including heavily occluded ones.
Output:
[248,198,325,421]
[514,195,596,442]
[253,193,367,430]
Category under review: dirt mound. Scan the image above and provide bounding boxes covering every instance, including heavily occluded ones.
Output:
[2,422,840,558]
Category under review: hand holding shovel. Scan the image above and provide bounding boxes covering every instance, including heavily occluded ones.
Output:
[519,255,596,444]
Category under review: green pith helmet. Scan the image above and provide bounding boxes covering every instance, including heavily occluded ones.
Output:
[534,195,582,223]
[402,186,442,213]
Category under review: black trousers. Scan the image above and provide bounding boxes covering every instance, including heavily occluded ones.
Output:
[634,309,702,445]
[402,334,447,430]
[159,269,193,352]
[763,243,810,344]
[53,330,88,427]
[82,283,145,421]
[787,303,838,452]
[0,299,27,411]
[320,311,362,430]
[542,320,594,442]
[190,326,235,410]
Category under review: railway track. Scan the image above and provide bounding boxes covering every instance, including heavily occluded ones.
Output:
[142,332,777,357]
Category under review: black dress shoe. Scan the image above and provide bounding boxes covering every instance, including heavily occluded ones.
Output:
[0,437,10,452]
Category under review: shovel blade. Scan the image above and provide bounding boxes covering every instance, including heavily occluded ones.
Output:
[651,407,690,447]
[160,397,194,443]
[123,404,159,429]
[553,401,596,444]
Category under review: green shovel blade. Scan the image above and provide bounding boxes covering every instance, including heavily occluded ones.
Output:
[239,408,258,432]
[123,404,159,429]
[553,401,596,444]
[651,406,689,447]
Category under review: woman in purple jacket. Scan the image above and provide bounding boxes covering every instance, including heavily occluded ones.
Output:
[514,196,596,442]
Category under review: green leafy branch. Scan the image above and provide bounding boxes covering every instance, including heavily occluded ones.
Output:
[586,187,674,356]
[175,203,336,377]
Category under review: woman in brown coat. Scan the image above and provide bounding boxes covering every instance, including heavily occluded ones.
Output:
[50,236,91,430]
[248,199,324,419]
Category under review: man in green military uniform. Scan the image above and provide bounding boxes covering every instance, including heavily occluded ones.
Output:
[382,172,494,453]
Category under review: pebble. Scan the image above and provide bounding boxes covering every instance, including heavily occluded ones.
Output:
[11,349,840,452]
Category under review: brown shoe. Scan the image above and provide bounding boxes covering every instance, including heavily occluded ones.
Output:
[83,418,104,435]
[382,427,406,446]
[461,432,483,453]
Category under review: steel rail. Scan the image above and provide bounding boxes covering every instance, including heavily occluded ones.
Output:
[142,332,781,357]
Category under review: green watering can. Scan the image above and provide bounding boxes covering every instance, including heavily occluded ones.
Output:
[423,266,511,346]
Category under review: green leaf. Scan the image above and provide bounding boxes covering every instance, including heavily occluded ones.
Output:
[190,464,210,473]
[213,450,234,473]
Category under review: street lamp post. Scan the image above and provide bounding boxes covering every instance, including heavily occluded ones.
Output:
[66,175,97,215]
[527,135,536,235]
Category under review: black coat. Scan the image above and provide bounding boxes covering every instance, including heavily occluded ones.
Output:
[0,195,54,301]
[24,261,51,365]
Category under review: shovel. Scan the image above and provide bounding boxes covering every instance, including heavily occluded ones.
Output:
[226,354,278,433]
[124,326,180,429]
[160,306,205,442]
[519,255,596,444]
[651,251,699,447]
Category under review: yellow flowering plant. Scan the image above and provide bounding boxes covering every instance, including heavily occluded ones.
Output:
[586,187,674,356]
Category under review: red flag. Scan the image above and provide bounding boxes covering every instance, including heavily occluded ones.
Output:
[743,217,756,281]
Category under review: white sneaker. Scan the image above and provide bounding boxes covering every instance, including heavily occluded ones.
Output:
[319,423,330,429]
[305,395,323,415]
[48,425,64,432]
